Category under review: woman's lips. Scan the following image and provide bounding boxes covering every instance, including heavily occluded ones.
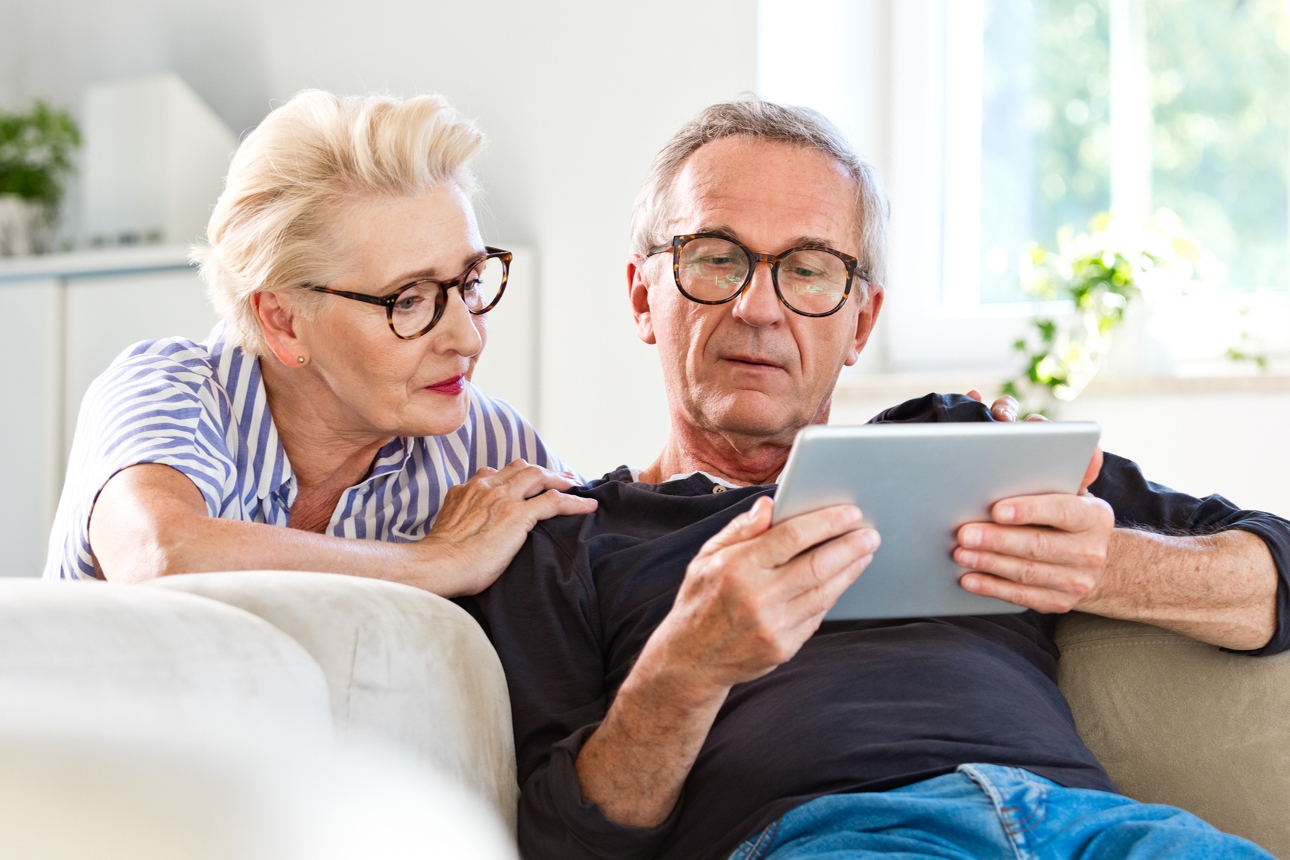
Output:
[424,375,466,396]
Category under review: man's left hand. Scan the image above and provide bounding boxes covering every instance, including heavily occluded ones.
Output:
[952,449,1115,613]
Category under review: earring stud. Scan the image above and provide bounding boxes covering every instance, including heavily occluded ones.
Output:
[297,356,306,364]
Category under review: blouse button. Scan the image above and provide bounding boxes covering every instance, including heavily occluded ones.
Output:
[712,485,727,494]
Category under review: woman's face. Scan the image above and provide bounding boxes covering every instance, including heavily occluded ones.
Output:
[291,185,490,439]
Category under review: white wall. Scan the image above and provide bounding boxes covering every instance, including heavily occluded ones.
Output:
[0,0,758,479]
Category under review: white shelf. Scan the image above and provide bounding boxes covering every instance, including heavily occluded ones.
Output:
[0,245,193,283]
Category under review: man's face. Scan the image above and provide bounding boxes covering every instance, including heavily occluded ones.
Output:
[629,137,884,449]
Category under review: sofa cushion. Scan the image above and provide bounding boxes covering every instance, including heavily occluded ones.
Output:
[0,579,331,739]
[0,726,516,860]
[1056,611,1290,858]
[149,571,518,830]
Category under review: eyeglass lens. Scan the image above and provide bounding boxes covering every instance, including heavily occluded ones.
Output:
[389,256,506,337]
[676,237,849,315]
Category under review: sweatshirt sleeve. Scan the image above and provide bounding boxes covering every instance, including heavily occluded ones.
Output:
[458,515,682,860]
[1090,452,1290,656]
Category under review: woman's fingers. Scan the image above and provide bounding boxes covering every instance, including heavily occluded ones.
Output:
[523,489,598,523]
[489,459,582,499]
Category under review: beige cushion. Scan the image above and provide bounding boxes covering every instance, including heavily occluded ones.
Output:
[1056,611,1290,857]
[149,571,518,830]
[0,726,516,860]
[0,579,331,740]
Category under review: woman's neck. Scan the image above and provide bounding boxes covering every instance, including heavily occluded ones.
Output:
[259,356,392,496]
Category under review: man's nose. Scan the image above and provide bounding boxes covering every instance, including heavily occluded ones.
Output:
[731,260,785,327]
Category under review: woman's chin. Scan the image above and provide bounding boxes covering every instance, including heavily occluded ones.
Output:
[400,393,470,438]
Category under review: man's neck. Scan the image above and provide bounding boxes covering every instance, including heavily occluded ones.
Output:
[638,425,792,487]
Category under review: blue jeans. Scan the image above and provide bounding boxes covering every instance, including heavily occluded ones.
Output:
[728,765,1273,860]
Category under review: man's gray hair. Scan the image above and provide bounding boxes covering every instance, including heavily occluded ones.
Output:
[629,97,890,288]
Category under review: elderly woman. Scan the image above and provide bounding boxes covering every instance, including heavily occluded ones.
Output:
[44,90,594,595]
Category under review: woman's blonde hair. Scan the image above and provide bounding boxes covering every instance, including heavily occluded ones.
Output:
[193,90,485,356]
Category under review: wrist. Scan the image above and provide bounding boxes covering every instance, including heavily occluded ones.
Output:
[627,620,731,712]
[392,535,464,595]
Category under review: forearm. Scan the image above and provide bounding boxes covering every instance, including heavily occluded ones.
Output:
[574,636,728,828]
[95,513,472,595]
[1085,527,1278,650]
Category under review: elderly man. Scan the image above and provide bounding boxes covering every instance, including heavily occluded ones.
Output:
[460,100,1289,860]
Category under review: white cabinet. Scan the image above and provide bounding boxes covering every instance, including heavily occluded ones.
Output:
[63,269,217,462]
[0,248,215,576]
[0,279,63,579]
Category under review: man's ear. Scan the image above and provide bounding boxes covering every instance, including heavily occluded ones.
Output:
[253,291,307,367]
[627,255,657,345]
[843,283,885,367]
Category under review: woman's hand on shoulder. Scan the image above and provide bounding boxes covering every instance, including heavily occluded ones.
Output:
[411,459,597,597]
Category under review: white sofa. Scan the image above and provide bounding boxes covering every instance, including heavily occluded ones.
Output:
[3,571,1288,858]
[0,574,517,859]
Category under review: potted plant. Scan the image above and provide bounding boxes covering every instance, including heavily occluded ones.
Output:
[0,101,80,256]
[1003,210,1226,415]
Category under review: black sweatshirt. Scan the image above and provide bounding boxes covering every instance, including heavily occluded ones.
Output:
[459,394,1290,860]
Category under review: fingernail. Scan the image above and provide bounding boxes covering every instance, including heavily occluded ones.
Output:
[996,505,1015,523]
[958,550,978,568]
[961,525,981,547]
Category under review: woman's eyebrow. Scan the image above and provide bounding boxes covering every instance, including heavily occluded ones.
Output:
[378,249,487,293]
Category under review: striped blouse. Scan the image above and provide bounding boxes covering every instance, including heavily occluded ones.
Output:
[45,325,571,581]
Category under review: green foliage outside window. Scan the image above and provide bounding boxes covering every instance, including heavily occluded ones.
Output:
[0,101,81,220]
[980,0,1290,301]
[981,0,1112,302]
[1147,0,1290,292]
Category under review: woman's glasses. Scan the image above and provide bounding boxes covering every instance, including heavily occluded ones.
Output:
[308,247,511,339]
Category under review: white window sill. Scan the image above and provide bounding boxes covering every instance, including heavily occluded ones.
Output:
[834,366,1290,409]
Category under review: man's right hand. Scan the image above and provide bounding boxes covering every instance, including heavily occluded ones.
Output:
[574,496,877,828]
[647,496,878,695]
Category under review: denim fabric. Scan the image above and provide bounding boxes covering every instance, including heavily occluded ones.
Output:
[728,764,1273,860]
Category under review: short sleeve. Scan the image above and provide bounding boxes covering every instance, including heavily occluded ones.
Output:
[44,345,236,580]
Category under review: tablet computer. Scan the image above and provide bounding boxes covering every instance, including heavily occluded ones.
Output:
[772,421,1101,620]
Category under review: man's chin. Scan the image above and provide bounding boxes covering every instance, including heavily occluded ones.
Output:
[696,395,807,444]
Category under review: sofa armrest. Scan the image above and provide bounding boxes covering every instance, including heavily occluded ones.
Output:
[148,571,518,831]
[1056,611,1290,858]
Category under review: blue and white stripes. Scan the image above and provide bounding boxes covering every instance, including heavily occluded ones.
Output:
[45,325,569,580]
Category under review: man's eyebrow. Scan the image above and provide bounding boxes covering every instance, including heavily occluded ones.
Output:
[695,226,842,251]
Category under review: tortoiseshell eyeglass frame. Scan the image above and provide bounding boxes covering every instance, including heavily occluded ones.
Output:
[307,246,512,340]
[645,233,866,318]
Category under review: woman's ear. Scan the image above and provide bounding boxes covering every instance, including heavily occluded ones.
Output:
[253,291,307,367]
[627,255,657,345]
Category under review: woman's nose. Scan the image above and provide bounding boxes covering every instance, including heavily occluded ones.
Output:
[430,289,484,357]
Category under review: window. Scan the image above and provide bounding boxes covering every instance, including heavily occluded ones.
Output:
[948,0,1290,304]
[759,0,1290,372]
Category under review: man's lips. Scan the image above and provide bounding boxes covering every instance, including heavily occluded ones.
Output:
[720,354,785,371]
[424,375,466,395]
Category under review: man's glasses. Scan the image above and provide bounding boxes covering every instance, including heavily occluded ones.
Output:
[308,247,511,340]
[646,234,865,318]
